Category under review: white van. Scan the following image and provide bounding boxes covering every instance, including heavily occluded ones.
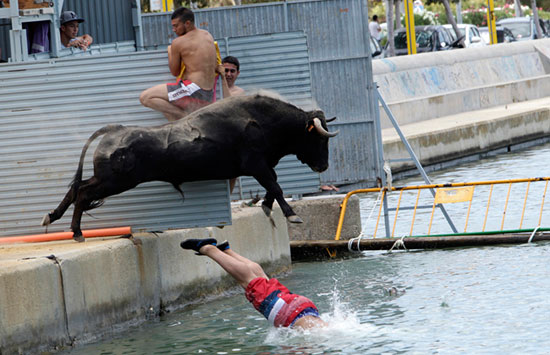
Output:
[443,24,486,48]
[496,17,542,41]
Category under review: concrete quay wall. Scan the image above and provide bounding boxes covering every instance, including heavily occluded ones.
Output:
[374,39,550,130]
[287,195,361,241]
[382,94,550,173]
[0,206,292,354]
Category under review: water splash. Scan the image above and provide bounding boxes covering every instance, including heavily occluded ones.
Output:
[264,281,376,352]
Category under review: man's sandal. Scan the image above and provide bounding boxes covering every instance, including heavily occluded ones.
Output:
[217,240,230,251]
[180,238,217,255]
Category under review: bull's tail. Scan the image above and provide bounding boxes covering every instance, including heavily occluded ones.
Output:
[70,124,124,190]
[42,124,125,227]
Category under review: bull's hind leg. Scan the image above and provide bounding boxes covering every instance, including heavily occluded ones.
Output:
[70,177,136,242]
[41,179,92,226]
[70,199,88,243]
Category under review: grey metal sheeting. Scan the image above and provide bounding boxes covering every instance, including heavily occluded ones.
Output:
[0,51,230,237]
[0,31,320,237]
[215,32,321,200]
[0,0,137,63]
[141,0,379,186]
[25,41,137,61]
[60,0,135,44]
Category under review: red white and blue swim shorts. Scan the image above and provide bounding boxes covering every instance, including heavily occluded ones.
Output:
[245,277,319,327]
[166,80,214,111]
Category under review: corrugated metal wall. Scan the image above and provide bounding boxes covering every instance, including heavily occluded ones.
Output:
[216,32,320,199]
[141,0,379,186]
[2,0,379,187]
[62,0,135,43]
[0,0,137,62]
[0,51,231,237]
[0,31,318,237]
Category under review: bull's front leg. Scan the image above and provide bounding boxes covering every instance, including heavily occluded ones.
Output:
[261,191,275,217]
[253,170,303,224]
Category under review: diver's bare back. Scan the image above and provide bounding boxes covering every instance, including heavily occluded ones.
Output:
[174,29,217,90]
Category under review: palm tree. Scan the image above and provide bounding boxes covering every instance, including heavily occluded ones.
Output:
[442,0,463,46]
[532,0,543,38]
[395,0,402,29]
[385,0,395,56]
[514,0,524,16]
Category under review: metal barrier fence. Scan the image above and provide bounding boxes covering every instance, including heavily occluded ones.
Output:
[2,0,381,188]
[0,31,318,237]
[0,50,231,237]
[141,0,380,188]
[335,177,550,240]
[0,0,140,62]
[214,32,322,199]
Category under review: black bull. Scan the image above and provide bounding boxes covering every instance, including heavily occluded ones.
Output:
[42,94,338,242]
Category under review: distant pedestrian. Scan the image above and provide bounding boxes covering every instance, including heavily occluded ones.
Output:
[369,15,381,42]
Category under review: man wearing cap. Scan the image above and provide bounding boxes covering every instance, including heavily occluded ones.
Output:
[59,10,93,51]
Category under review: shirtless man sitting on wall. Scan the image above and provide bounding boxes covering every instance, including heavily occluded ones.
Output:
[140,7,225,121]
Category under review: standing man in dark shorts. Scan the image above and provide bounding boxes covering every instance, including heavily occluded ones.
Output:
[180,238,328,330]
[140,7,225,121]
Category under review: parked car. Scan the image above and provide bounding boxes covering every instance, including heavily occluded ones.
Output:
[443,24,486,48]
[496,17,542,41]
[478,26,516,44]
[392,25,462,56]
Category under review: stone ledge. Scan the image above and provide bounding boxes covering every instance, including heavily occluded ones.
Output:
[0,205,292,354]
[383,99,550,172]
[287,195,361,241]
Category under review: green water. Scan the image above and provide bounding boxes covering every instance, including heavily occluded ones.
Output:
[64,143,550,354]
[66,242,550,354]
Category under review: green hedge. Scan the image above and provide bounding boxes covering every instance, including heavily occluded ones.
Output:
[370,0,550,28]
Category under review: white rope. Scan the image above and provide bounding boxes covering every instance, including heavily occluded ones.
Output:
[348,189,385,252]
[350,160,391,253]
[528,225,541,243]
[383,161,393,191]
[347,237,359,252]
[388,235,407,253]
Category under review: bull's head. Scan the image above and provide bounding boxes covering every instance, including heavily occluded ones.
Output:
[297,110,338,173]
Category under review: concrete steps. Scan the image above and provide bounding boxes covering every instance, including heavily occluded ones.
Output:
[382,97,550,173]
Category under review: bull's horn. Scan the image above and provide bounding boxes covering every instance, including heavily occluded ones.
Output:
[313,118,339,137]
[326,116,337,122]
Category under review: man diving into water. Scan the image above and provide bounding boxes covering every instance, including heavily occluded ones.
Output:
[180,238,327,329]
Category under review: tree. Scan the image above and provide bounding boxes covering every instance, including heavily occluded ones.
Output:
[386,0,396,56]
[514,0,524,17]
[441,0,463,46]
[531,0,543,38]
[395,0,402,29]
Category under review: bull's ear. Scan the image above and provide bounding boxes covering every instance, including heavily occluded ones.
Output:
[326,116,337,122]
[306,120,315,132]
